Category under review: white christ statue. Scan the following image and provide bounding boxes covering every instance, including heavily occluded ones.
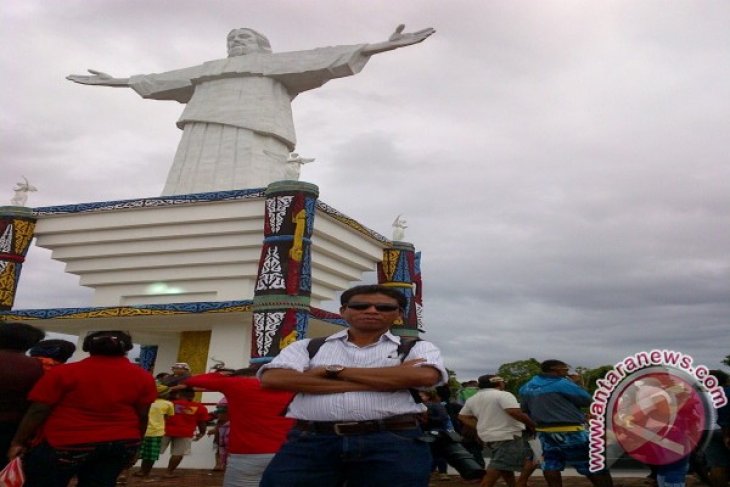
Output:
[67,25,434,195]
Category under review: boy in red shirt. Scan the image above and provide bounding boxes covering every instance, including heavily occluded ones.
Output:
[160,388,209,477]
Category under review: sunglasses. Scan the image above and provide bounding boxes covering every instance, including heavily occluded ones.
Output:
[345,302,401,312]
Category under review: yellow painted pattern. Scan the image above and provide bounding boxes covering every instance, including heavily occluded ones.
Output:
[280,329,298,349]
[178,331,211,375]
[289,209,306,262]
[1,304,254,321]
[0,262,16,308]
[381,250,399,281]
[12,220,35,254]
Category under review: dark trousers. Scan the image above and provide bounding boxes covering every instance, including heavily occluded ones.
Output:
[0,421,19,471]
[261,427,432,487]
[23,440,139,487]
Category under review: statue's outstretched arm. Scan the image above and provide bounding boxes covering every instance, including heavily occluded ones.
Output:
[361,24,435,56]
[66,69,130,87]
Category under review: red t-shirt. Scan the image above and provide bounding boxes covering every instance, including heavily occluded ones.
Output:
[165,398,209,438]
[29,355,157,447]
[184,372,294,454]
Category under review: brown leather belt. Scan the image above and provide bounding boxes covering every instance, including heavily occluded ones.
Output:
[294,414,420,436]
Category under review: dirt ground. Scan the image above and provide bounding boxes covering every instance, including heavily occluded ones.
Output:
[116,468,710,487]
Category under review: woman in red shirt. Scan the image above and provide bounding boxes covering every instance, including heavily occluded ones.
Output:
[184,366,294,487]
[10,330,157,487]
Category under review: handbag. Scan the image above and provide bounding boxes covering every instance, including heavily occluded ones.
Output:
[0,457,25,487]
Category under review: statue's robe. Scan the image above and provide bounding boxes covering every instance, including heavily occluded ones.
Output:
[129,45,369,195]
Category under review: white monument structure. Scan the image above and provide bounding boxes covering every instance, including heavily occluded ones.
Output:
[67,25,434,195]
[10,177,38,207]
[2,25,433,468]
[392,214,408,241]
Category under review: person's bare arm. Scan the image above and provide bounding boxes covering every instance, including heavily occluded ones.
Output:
[505,408,536,433]
[330,359,440,390]
[260,368,378,393]
[8,403,53,459]
[135,404,151,437]
[458,414,478,430]
[67,69,130,87]
[362,24,435,55]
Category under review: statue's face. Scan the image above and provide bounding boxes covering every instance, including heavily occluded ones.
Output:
[227,29,261,56]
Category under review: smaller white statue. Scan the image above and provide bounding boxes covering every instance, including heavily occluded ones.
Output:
[284,152,315,180]
[10,176,38,207]
[392,214,408,241]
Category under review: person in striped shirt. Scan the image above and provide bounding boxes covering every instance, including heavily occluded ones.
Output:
[259,284,448,487]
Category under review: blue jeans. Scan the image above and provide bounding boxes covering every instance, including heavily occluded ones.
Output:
[656,458,689,487]
[23,440,139,487]
[260,427,432,487]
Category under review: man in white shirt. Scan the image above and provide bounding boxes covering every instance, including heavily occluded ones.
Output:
[459,375,536,487]
[258,284,447,487]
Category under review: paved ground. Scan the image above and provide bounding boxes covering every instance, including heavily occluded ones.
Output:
[115,468,709,487]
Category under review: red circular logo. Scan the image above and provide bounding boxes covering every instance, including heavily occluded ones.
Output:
[610,372,706,465]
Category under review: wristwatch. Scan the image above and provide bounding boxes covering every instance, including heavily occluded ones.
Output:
[324,364,345,379]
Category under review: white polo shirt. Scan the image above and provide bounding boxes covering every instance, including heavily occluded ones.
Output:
[460,388,526,442]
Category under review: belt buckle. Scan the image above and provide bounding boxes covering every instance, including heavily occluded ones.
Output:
[333,422,359,435]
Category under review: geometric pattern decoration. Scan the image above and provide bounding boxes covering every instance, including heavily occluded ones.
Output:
[0,300,255,320]
[253,311,285,356]
[377,241,422,337]
[33,188,388,244]
[255,246,286,291]
[250,182,319,362]
[0,212,37,310]
[0,301,349,329]
[33,188,266,216]
[0,225,12,253]
[266,196,294,233]
[138,345,159,372]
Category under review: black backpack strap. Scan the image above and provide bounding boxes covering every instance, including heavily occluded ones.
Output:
[396,337,420,360]
[396,337,424,404]
[307,337,327,359]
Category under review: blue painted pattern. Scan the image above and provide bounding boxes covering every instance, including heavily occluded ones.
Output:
[33,189,266,216]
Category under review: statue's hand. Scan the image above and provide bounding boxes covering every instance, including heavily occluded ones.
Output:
[387,24,435,46]
[66,69,128,86]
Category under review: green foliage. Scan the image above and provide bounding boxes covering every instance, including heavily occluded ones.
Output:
[580,365,614,395]
[497,358,541,395]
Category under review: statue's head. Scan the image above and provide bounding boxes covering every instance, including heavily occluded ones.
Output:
[227,28,272,57]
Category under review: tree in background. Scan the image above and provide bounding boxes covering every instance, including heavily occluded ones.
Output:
[723,355,730,367]
[579,365,614,395]
[497,358,541,395]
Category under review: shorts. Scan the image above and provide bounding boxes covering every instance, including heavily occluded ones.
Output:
[486,436,529,471]
[704,430,730,468]
[539,430,606,476]
[161,436,192,456]
[139,436,163,461]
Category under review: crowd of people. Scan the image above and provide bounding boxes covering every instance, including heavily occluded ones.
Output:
[1,284,729,487]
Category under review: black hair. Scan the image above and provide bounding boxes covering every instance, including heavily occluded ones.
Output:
[29,339,76,363]
[178,388,196,400]
[340,285,407,309]
[541,359,568,373]
[0,322,45,352]
[435,385,451,402]
[82,330,133,356]
[478,374,503,389]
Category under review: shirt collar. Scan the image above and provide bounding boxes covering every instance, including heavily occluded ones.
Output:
[325,328,400,344]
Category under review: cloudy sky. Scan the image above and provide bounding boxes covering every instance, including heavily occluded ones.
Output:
[3,1,729,379]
